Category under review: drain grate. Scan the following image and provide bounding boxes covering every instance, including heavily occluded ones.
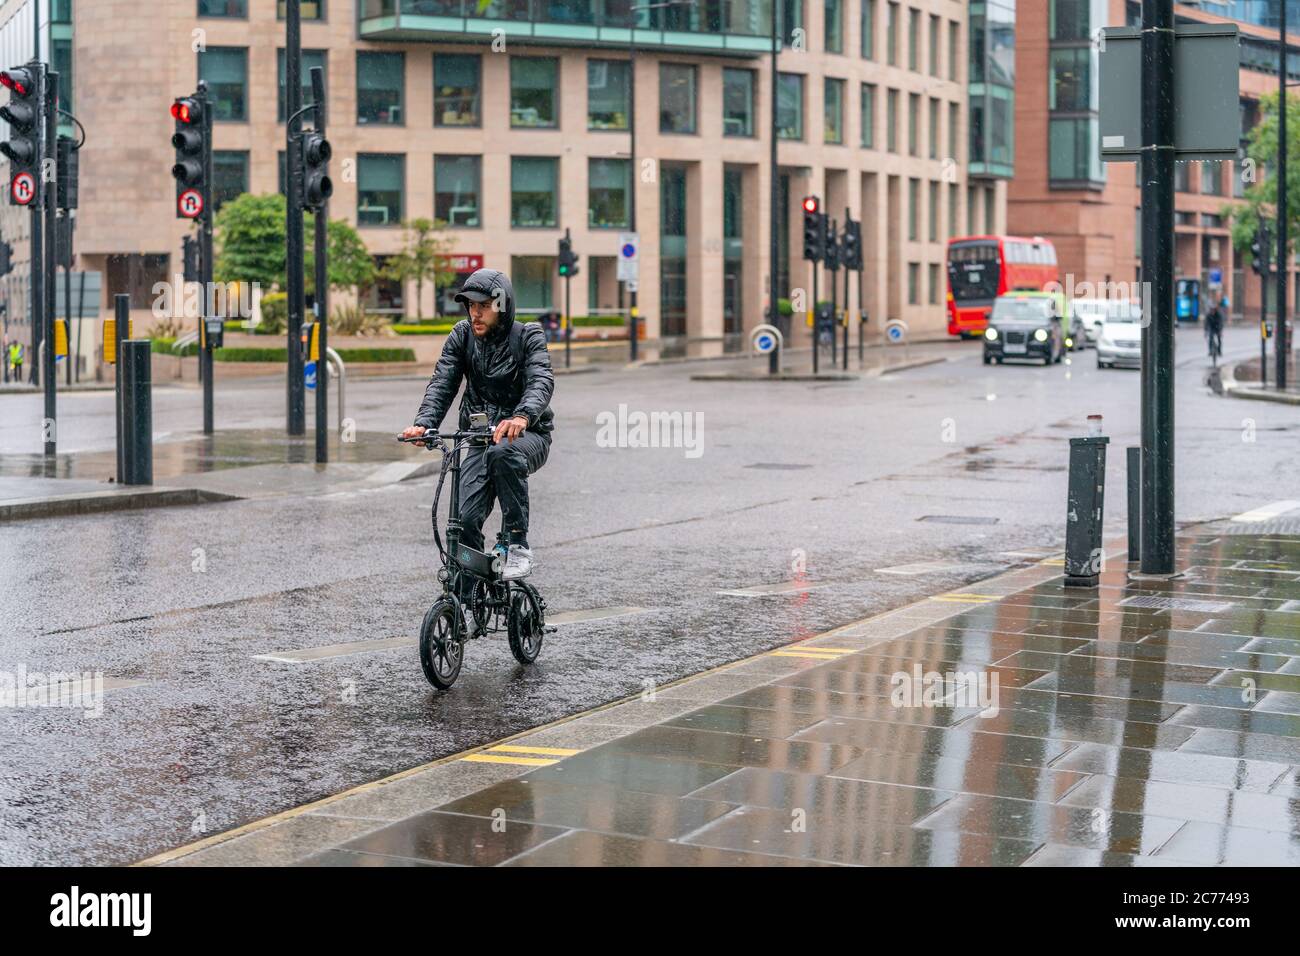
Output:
[745,463,812,470]
[917,515,1000,525]
[1117,595,1236,613]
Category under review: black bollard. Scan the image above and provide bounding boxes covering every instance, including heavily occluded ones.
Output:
[120,339,153,486]
[1126,446,1141,562]
[1064,416,1109,588]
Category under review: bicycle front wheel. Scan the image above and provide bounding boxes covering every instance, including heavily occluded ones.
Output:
[419,598,464,690]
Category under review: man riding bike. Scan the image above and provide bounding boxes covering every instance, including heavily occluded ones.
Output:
[1206,299,1225,362]
[401,268,555,591]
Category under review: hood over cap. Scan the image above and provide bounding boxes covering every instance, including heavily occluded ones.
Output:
[454,268,516,340]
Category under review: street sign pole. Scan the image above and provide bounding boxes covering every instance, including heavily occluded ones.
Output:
[1139,0,1176,575]
[285,0,305,437]
[200,84,215,435]
[42,69,57,455]
[311,66,329,464]
[564,227,572,371]
[1278,0,1289,392]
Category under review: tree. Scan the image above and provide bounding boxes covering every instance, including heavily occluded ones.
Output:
[306,215,376,299]
[1225,90,1300,259]
[213,193,287,289]
[382,218,457,321]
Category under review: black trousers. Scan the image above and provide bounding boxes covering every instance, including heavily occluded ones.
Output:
[456,430,551,553]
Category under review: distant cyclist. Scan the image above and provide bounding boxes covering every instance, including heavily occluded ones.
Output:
[400,268,555,583]
[1205,299,1224,362]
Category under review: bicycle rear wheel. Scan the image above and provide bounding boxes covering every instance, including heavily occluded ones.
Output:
[507,583,545,666]
[419,598,464,689]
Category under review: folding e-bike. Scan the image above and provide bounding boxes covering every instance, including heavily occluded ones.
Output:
[399,420,553,690]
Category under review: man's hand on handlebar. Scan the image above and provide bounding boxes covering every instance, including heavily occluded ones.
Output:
[400,425,436,447]
[493,416,529,444]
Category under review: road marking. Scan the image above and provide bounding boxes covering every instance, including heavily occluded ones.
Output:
[930,592,999,604]
[549,605,647,625]
[876,560,968,576]
[252,638,411,663]
[461,754,559,767]
[485,744,580,757]
[717,580,830,597]
[1231,500,1300,523]
[769,646,855,660]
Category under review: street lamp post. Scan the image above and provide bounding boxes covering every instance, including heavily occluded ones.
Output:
[627,0,696,362]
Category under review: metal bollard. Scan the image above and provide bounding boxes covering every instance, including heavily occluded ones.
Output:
[1126,446,1141,561]
[113,294,129,483]
[1064,415,1109,588]
[120,339,153,485]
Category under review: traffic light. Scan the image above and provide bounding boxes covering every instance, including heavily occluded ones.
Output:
[842,219,862,271]
[1,64,42,208]
[824,219,840,272]
[0,240,12,277]
[1251,223,1270,276]
[171,95,208,220]
[558,235,579,278]
[802,196,825,261]
[56,135,78,210]
[182,234,200,283]
[301,130,332,210]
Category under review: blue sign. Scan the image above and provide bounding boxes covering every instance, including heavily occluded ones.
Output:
[754,332,776,354]
[886,322,907,343]
[621,243,636,259]
[1209,268,1222,284]
[305,360,317,390]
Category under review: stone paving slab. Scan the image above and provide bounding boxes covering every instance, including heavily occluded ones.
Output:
[142,532,1300,867]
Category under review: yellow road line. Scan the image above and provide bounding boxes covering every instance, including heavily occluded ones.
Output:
[461,754,558,767]
[484,744,579,757]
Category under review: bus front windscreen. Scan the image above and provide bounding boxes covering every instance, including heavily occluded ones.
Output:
[948,242,1000,302]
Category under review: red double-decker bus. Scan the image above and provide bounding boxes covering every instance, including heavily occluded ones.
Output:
[946,235,1060,337]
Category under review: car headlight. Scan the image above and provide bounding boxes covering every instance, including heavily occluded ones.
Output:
[984,328,998,341]
[1034,328,1048,342]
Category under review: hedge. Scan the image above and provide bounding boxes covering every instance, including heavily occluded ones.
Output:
[392,315,627,334]
[212,347,417,363]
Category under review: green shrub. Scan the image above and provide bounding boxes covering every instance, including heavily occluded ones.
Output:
[259,292,288,335]
[150,338,199,357]
[212,346,416,363]
[392,323,455,335]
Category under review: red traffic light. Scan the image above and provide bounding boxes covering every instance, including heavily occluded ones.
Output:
[171,98,200,124]
[802,196,820,214]
[0,69,32,97]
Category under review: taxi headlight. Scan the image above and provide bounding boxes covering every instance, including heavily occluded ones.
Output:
[1034,328,1049,343]
[985,327,998,341]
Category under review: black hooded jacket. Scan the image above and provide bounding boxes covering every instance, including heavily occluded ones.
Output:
[413,269,555,434]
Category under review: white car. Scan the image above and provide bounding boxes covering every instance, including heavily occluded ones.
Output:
[1073,299,1142,346]
[1096,314,1143,369]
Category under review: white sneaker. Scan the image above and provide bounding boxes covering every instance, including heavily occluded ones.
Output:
[500,545,534,581]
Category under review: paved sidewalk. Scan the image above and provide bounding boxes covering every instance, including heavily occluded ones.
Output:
[143,517,1300,867]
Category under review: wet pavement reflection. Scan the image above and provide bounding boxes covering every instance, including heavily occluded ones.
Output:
[306,533,1300,865]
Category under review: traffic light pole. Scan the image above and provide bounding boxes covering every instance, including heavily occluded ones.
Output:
[42,69,57,456]
[1138,0,1176,576]
[768,0,780,376]
[311,66,329,465]
[1278,0,1289,392]
[285,0,306,436]
[810,260,819,375]
[842,235,850,372]
[200,85,214,435]
[564,228,572,370]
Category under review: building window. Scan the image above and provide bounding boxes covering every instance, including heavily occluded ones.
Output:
[778,0,803,46]
[277,0,324,18]
[589,158,630,228]
[1201,161,1223,196]
[1049,117,1102,183]
[588,59,630,131]
[199,48,247,122]
[968,185,977,234]
[511,256,553,311]
[861,83,876,148]
[511,58,558,128]
[930,14,940,76]
[777,73,804,140]
[928,96,939,158]
[213,150,248,213]
[886,2,898,66]
[862,0,875,59]
[278,49,326,124]
[824,78,844,144]
[106,254,171,310]
[660,165,688,337]
[659,64,697,134]
[723,68,755,137]
[51,38,72,113]
[435,155,480,227]
[949,20,959,81]
[908,262,919,304]
[948,101,958,161]
[928,180,939,241]
[357,51,404,125]
[357,154,404,226]
[1049,47,1091,111]
[908,8,920,71]
[723,166,744,335]
[825,0,843,54]
[886,88,898,152]
[1174,161,1192,193]
[908,178,919,240]
[435,54,481,127]
[199,0,246,17]
[512,157,558,227]
[928,263,940,303]
[985,188,995,233]
[1050,0,1092,41]
[948,183,958,240]
[908,93,919,155]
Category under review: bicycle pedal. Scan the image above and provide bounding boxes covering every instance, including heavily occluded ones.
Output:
[544,625,557,633]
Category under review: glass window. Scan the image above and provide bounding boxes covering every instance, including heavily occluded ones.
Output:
[213,150,248,213]
[588,59,630,130]
[908,8,919,70]
[278,49,326,123]
[887,2,898,66]
[1201,161,1223,196]
[512,157,558,227]
[199,48,247,122]
[357,51,404,125]
[777,73,804,140]
[660,165,688,337]
[435,155,480,227]
[824,78,844,144]
[949,20,958,81]
[908,178,919,240]
[928,180,938,241]
[825,0,843,54]
[436,54,481,127]
[511,58,558,128]
[908,93,918,156]
[985,188,995,233]
[948,183,958,240]
[948,101,958,161]
[862,0,875,59]
[860,83,876,148]
[1174,161,1191,193]
[723,68,755,137]
[512,256,553,311]
[357,154,404,226]
[886,88,897,152]
[1049,116,1101,183]
[278,0,324,18]
[1049,48,1091,111]
[928,263,940,303]
[659,64,697,134]
[1050,0,1092,41]
[778,0,804,46]
[908,262,919,304]
[199,0,245,17]
[51,37,72,113]
[928,96,939,158]
[589,158,630,228]
[930,14,940,76]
